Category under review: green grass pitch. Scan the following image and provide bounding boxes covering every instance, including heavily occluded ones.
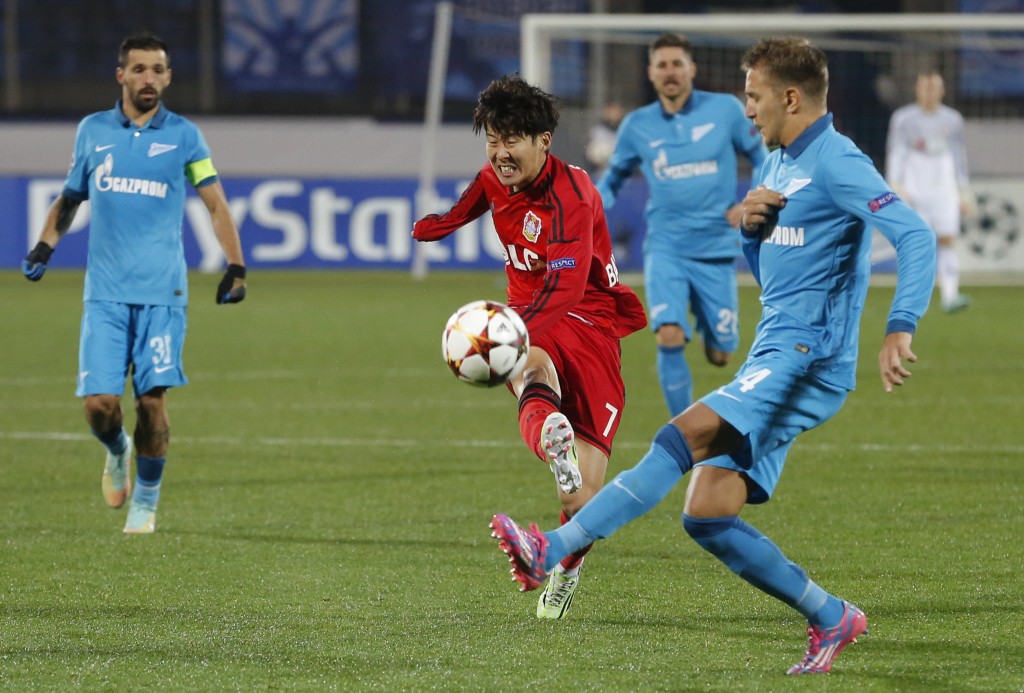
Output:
[2,269,1022,691]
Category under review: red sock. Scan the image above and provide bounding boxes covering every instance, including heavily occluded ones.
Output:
[518,383,560,462]
[559,509,593,571]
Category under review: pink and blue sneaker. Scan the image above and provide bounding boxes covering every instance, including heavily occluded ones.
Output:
[787,601,868,674]
[489,513,550,592]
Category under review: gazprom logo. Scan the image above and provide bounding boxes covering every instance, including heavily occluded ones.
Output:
[652,150,718,181]
[868,191,898,212]
[548,257,576,271]
[765,225,805,247]
[94,153,168,199]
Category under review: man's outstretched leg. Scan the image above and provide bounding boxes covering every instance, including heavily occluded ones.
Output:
[682,463,867,675]
[491,422,694,589]
[683,513,867,673]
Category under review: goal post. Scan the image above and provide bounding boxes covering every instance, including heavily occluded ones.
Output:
[522,12,1024,95]
[521,12,1024,275]
[412,0,455,280]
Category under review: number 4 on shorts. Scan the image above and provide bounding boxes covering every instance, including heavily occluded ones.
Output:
[738,368,772,392]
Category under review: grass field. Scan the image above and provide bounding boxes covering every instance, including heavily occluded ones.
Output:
[2,269,1022,691]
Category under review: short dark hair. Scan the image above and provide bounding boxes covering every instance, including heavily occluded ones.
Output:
[119,32,169,68]
[472,74,559,138]
[650,33,692,58]
[741,37,828,105]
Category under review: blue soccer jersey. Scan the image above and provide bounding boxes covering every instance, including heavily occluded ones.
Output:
[62,101,219,306]
[597,90,767,259]
[742,114,936,390]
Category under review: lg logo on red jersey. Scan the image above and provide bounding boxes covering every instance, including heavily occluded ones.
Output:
[504,244,542,271]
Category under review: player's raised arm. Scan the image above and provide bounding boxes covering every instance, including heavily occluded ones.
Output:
[739,185,786,236]
[413,173,490,241]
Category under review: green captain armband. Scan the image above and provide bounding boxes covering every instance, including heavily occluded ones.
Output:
[186,157,218,187]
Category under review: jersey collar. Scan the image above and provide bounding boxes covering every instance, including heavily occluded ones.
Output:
[783,113,832,159]
[113,100,169,129]
[658,90,696,119]
[512,153,554,198]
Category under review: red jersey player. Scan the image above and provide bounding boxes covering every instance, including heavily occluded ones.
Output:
[413,75,647,620]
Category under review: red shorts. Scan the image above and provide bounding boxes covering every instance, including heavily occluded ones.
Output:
[531,316,625,457]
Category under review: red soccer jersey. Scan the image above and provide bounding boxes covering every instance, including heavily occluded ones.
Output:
[413,154,647,339]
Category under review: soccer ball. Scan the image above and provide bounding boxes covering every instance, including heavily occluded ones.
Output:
[963,193,1019,261]
[442,300,529,387]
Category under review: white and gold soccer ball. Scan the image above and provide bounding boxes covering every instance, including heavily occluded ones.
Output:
[442,300,529,387]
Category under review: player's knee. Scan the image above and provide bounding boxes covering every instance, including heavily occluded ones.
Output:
[83,395,120,426]
[656,324,686,348]
[705,347,732,367]
[134,390,168,427]
[682,514,748,573]
[520,368,559,400]
[682,514,734,550]
[519,349,560,394]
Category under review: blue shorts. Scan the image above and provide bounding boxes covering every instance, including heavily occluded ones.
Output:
[697,347,848,503]
[643,252,739,353]
[77,301,188,397]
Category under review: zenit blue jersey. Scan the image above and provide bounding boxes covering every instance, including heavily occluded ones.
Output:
[62,101,219,306]
[743,115,936,390]
[597,90,767,259]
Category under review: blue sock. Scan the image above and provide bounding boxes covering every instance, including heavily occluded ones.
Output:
[92,426,128,456]
[657,344,692,416]
[682,514,846,628]
[544,424,694,572]
[133,455,166,507]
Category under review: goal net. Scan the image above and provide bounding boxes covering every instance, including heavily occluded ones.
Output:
[521,12,1024,274]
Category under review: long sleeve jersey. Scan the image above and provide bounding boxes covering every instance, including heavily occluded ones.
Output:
[743,115,936,390]
[597,90,768,259]
[413,154,647,340]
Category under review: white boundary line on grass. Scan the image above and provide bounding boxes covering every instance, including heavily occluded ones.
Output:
[2,430,1022,454]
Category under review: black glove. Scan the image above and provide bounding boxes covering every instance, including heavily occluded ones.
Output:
[216,264,247,304]
[22,242,54,281]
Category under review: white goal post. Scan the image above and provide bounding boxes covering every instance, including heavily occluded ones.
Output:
[522,13,1024,94]
[519,11,1024,175]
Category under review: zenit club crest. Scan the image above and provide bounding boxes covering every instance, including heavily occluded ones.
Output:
[522,211,542,243]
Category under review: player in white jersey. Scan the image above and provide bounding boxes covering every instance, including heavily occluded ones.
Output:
[21,33,247,534]
[886,70,972,313]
